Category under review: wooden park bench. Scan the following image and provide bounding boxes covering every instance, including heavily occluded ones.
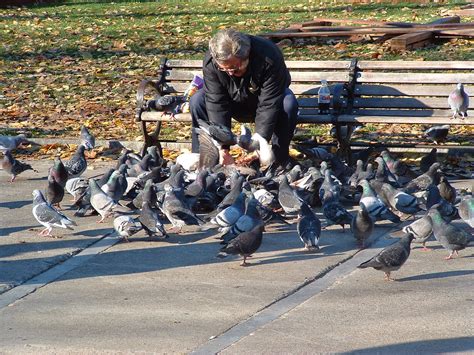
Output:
[136,58,473,157]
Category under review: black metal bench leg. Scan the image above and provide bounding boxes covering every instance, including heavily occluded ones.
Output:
[140,121,163,157]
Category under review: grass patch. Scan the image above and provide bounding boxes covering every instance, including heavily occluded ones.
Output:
[0,0,472,142]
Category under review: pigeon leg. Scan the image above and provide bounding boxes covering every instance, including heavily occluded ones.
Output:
[10,175,16,183]
[420,243,432,251]
[340,224,346,233]
[384,272,395,281]
[39,228,48,236]
[97,215,107,223]
[444,251,455,260]
[240,256,250,267]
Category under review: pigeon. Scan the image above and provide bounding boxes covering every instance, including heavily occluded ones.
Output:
[348,160,364,188]
[102,170,127,203]
[351,204,374,248]
[80,125,95,150]
[65,177,89,202]
[252,133,275,168]
[319,169,341,204]
[46,174,65,209]
[322,193,353,232]
[127,154,153,177]
[217,223,265,266]
[197,128,220,170]
[138,201,169,238]
[49,156,69,187]
[64,144,87,178]
[380,151,417,186]
[148,94,184,117]
[358,180,401,224]
[221,197,262,245]
[0,134,31,152]
[294,145,330,162]
[161,184,203,231]
[196,118,237,146]
[437,175,456,204]
[425,184,458,222]
[428,206,472,260]
[358,233,414,281]
[210,192,246,229]
[459,193,473,228]
[32,189,76,237]
[215,175,245,212]
[287,164,303,184]
[381,183,421,215]
[374,156,398,186]
[297,202,321,251]
[89,178,127,223]
[403,215,433,251]
[420,148,437,173]
[2,150,38,182]
[113,215,142,242]
[403,162,441,194]
[277,175,303,215]
[425,125,450,144]
[237,124,257,152]
[448,83,469,119]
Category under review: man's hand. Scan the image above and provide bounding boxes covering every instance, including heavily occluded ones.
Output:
[219,148,235,166]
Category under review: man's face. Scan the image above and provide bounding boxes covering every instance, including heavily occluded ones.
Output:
[215,56,249,78]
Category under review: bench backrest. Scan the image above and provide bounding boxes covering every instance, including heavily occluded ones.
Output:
[162,59,353,114]
[352,61,474,123]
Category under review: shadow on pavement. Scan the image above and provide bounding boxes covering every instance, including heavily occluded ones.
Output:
[0,200,31,209]
[0,226,37,237]
[345,336,474,354]
[398,269,474,282]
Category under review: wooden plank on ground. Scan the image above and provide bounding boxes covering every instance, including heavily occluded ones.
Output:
[390,31,434,50]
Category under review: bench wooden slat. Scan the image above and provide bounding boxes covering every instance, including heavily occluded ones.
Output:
[167,70,350,83]
[298,114,473,125]
[355,84,474,97]
[166,59,353,70]
[358,72,474,84]
[353,97,458,109]
[357,61,474,70]
[164,83,344,96]
[350,108,453,117]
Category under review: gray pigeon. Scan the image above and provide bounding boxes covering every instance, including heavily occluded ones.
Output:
[420,148,437,173]
[65,177,89,202]
[32,189,76,237]
[403,162,441,194]
[49,156,69,188]
[294,145,330,162]
[297,202,321,251]
[46,174,65,209]
[448,83,469,119]
[428,206,472,260]
[278,175,303,215]
[89,178,127,222]
[437,175,456,204]
[64,144,87,178]
[221,197,262,245]
[287,164,303,184]
[358,180,400,224]
[425,184,458,222]
[358,233,415,281]
[351,204,374,248]
[2,150,38,182]
[322,192,353,232]
[237,124,257,152]
[161,184,203,231]
[80,125,95,150]
[211,192,246,229]
[425,125,450,144]
[113,215,142,242]
[319,169,341,205]
[381,183,421,215]
[196,119,237,147]
[403,215,433,251]
[197,128,220,170]
[148,94,184,117]
[380,150,416,186]
[217,223,265,266]
[102,170,127,202]
[138,201,169,238]
[0,134,31,152]
[459,194,473,228]
[349,160,364,188]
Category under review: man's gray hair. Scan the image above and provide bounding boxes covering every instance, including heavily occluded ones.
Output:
[209,29,251,62]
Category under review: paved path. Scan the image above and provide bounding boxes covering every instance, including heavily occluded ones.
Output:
[0,159,473,353]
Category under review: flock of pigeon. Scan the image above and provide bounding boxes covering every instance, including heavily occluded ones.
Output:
[0,82,472,281]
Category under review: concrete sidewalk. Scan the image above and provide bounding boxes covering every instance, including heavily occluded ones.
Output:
[0,158,473,353]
